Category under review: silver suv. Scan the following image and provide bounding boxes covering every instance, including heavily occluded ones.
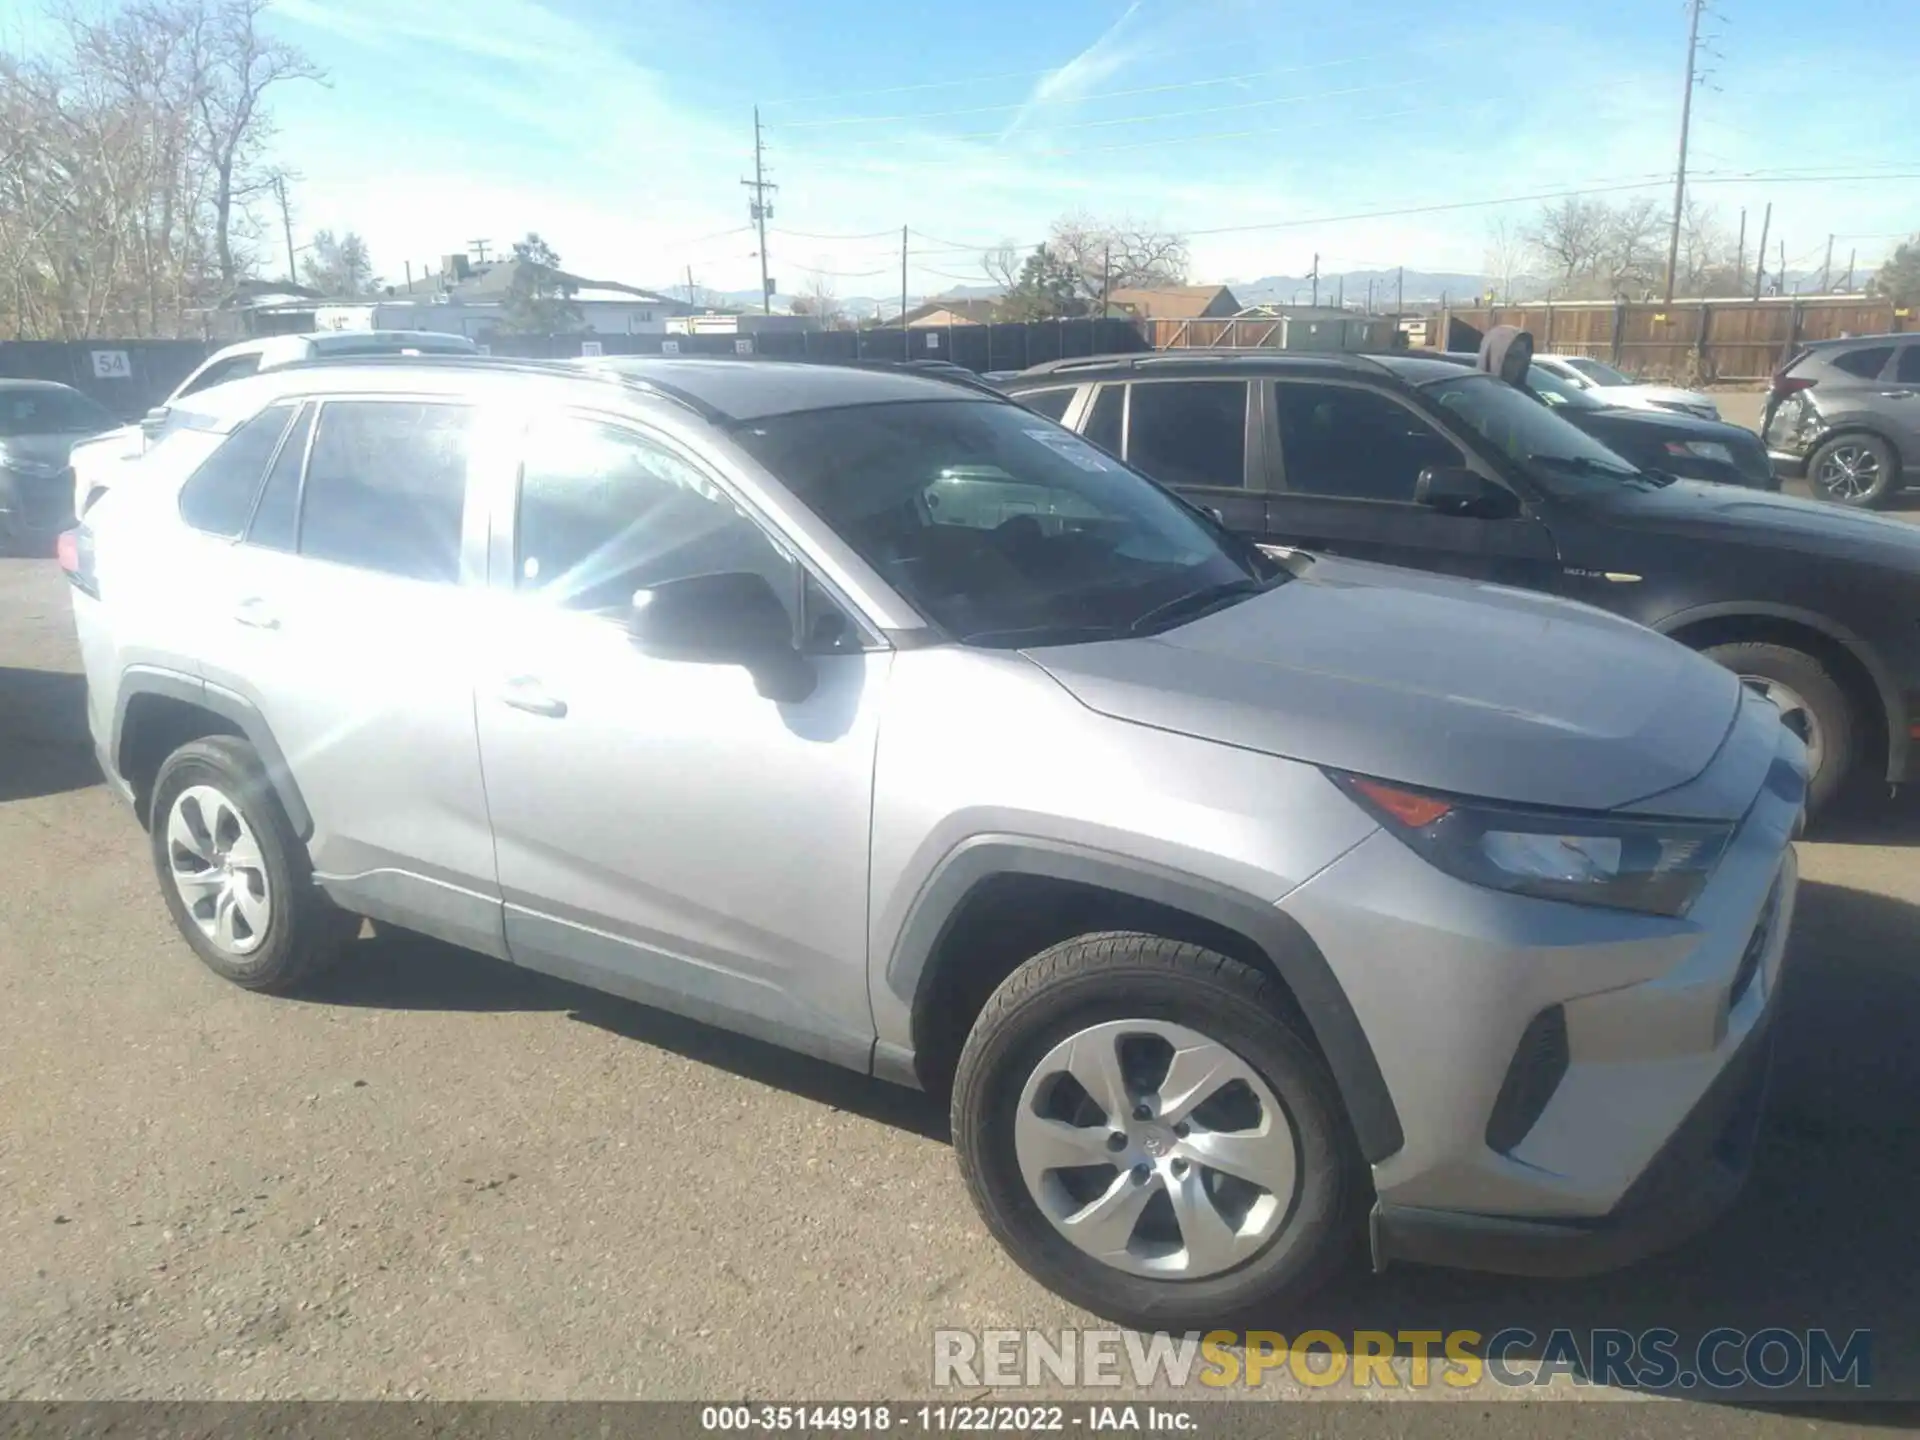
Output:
[65,355,1803,1329]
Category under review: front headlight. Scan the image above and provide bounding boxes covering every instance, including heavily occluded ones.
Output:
[1330,772,1732,917]
[1664,439,1735,464]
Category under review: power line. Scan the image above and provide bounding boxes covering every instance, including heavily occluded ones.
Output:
[770,225,903,241]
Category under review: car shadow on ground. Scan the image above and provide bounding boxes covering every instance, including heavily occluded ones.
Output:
[303,923,951,1141]
[301,879,1914,1403]
[1807,791,1920,847]
[0,666,101,803]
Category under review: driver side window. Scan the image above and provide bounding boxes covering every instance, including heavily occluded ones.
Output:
[515,414,799,623]
[1273,382,1469,503]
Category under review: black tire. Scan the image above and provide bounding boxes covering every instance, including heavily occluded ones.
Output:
[951,932,1363,1331]
[1807,433,1898,509]
[1702,641,1856,815]
[149,735,356,993]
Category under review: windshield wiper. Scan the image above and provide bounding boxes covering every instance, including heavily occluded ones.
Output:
[1129,578,1265,634]
[958,622,1126,647]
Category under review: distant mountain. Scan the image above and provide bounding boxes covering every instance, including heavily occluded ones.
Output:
[1226,270,1494,307]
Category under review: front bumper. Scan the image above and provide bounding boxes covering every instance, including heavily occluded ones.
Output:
[1282,695,1801,1276]
[1371,980,1776,1277]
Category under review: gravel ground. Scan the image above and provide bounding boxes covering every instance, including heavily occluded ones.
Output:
[1,555,1914,1425]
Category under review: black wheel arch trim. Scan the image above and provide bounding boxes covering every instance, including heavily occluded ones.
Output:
[886,835,1405,1164]
[1655,600,1908,783]
[111,666,315,838]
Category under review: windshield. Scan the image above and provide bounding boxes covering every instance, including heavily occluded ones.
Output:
[1524,363,1608,412]
[1421,374,1657,496]
[0,386,115,436]
[734,400,1277,646]
[1564,357,1632,387]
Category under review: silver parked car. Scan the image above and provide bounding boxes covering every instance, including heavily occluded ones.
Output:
[0,379,117,552]
[1764,333,1920,507]
[64,355,1803,1329]
[1531,353,1721,421]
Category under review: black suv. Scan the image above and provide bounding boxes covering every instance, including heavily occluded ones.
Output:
[1003,351,1920,812]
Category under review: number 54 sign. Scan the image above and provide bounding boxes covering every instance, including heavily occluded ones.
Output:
[90,350,133,379]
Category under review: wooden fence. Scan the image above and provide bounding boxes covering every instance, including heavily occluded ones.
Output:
[1433,296,1913,382]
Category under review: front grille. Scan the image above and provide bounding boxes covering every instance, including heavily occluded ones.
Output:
[1485,1005,1570,1154]
[1729,879,1782,1007]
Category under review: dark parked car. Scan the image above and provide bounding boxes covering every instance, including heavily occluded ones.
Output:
[0,379,116,553]
[1444,353,1777,491]
[1762,333,1920,508]
[1004,350,1920,812]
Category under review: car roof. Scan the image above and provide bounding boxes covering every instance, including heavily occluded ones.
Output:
[1802,332,1909,351]
[1003,350,1406,385]
[0,378,85,393]
[185,353,1005,428]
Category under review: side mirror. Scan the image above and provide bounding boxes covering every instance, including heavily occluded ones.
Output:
[628,571,815,702]
[140,406,169,432]
[1415,466,1512,517]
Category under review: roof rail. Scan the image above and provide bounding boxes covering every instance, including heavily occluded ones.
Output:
[269,351,727,424]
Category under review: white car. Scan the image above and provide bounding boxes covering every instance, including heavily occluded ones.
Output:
[1531,354,1720,422]
[69,330,479,517]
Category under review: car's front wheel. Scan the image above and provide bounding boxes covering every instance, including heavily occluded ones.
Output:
[951,933,1361,1331]
[1702,641,1855,815]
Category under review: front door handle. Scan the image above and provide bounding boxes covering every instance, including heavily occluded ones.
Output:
[233,598,279,630]
[1879,390,1915,399]
[499,678,568,718]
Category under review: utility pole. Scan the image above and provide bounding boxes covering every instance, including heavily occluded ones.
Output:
[1662,0,1704,304]
[900,225,909,337]
[686,264,697,310]
[1820,234,1834,293]
[1100,244,1111,317]
[468,239,492,265]
[741,106,777,315]
[1844,249,1856,291]
[1310,253,1319,308]
[1336,275,1344,310]
[1395,265,1404,316]
[273,174,296,284]
[1778,237,1787,296]
[1733,208,1746,295]
[1751,202,1771,301]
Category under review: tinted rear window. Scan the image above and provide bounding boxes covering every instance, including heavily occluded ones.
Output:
[0,386,115,435]
[1897,347,1920,384]
[178,404,296,536]
[1831,346,1894,379]
[1017,388,1075,421]
[298,401,473,583]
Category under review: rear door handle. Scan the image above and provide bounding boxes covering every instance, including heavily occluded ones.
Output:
[499,678,568,718]
[1879,390,1915,399]
[233,598,279,630]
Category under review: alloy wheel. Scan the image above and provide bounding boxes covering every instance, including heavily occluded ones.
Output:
[166,784,271,956]
[1815,443,1882,502]
[1013,1018,1299,1280]
[1740,675,1825,781]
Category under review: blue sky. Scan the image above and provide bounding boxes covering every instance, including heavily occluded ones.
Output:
[264,0,1918,299]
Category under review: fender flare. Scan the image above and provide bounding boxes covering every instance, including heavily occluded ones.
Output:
[1653,600,1907,782]
[112,667,314,838]
[885,835,1405,1164]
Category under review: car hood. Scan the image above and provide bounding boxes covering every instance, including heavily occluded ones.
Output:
[1588,479,1920,566]
[1021,555,1742,812]
[67,423,143,470]
[1569,407,1748,444]
[1623,383,1714,408]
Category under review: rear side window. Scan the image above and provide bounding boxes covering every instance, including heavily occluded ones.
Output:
[246,403,313,552]
[298,401,473,583]
[1083,385,1123,455]
[1896,347,1920,384]
[1831,346,1893,379]
[1018,388,1074,421]
[176,352,263,398]
[178,403,295,536]
[1126,380,1248,489]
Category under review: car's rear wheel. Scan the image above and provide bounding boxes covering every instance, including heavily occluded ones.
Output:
[1809,434,1896,508]
[149,736,356,993]
[1702,642,1855,815]
[951,932,1361,1331]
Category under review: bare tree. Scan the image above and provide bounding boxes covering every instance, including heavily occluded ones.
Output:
[301,228,377,297]
[800,271,842,326]
[1483,216,1525,301]
[1600,195,1664,298]
[1524,196,1611,291]
[1047,212,1189,305]
[981,240,1021,293]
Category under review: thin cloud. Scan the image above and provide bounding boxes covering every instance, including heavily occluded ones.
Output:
[1002,1,1151,139]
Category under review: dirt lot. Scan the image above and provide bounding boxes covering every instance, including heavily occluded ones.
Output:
[2,555,1916,1423]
